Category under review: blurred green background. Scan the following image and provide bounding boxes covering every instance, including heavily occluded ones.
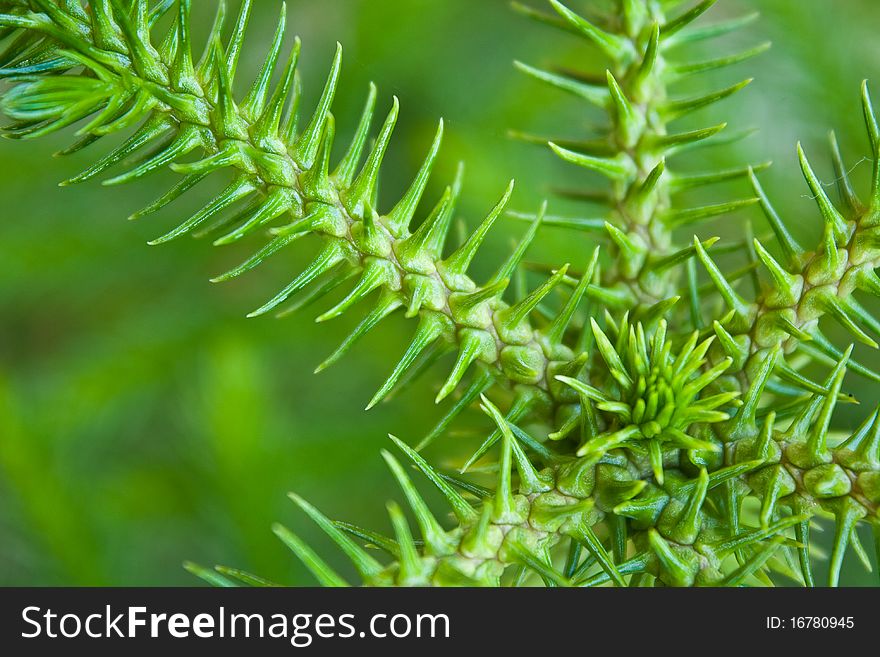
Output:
[1,0,879,586]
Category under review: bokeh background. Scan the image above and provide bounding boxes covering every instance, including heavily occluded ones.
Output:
[1,0,879,586]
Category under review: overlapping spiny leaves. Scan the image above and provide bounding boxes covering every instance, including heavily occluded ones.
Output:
[558,315,737,484]
[0,0,878,586]
[251,0,879,588]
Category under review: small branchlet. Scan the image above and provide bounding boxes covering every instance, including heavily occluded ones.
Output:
[1,0,878,588]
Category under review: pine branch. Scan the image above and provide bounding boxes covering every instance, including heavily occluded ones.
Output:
[0,0,595,417]
[513,0,765,308]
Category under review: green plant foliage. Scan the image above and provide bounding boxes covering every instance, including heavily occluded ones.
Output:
[0,0,878,587]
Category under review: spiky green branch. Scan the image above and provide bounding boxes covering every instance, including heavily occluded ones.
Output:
[513,0,766,308]
[0,0,599,422]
